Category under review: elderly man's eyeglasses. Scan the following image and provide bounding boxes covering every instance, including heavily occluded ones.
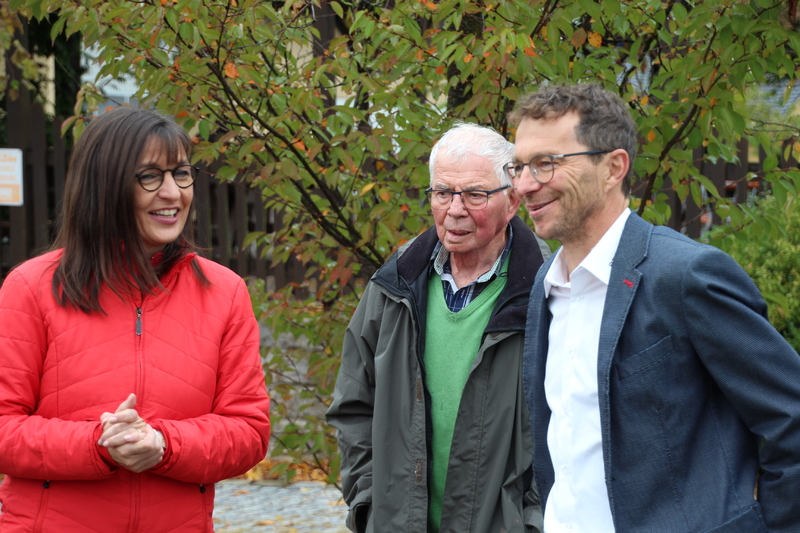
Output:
[504,150,611,184]
[425,185,511,210]
[135,165,198,192]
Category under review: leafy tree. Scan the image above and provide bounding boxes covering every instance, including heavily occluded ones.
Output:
[8,0,800,483]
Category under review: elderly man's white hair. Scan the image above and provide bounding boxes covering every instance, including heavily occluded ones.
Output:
[428,122,514,189]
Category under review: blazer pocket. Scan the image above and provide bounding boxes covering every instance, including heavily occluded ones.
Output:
[705,503,767,532]
[616,335,675,380]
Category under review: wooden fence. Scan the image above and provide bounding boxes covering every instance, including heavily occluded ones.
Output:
[0,92,794,287]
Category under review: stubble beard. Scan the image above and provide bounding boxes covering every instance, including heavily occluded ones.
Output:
[540,190,603,247]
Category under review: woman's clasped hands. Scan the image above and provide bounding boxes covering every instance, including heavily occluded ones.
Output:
[98,392,165,473]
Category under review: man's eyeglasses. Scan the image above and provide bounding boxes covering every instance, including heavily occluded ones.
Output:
[504,150,611,184]
[135,165,199,192]
[425,185,511,210]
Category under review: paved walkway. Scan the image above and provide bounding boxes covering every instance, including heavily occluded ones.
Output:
[213,479,349,532]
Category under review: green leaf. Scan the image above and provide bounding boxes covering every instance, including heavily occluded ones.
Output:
[279,158,299,178]
[763,154,778,173]
[164,6,178,29]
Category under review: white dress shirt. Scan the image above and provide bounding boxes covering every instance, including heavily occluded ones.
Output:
[542,208,630,532]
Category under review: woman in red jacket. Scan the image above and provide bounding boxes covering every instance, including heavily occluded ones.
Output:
[0,107,271,531]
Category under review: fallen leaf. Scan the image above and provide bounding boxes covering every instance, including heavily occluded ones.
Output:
[237,458,338,483]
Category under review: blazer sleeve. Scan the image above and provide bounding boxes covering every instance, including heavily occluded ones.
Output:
[149,278,271,484]
[0,269,115,480]
[683,247,800,532]
[326,281,381,531]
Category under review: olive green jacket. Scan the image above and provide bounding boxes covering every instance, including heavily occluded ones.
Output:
[327,216,545,533]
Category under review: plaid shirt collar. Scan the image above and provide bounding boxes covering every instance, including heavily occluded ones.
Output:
[430,224,513,312]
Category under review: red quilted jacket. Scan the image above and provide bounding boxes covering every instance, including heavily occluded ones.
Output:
[0,250,271,532]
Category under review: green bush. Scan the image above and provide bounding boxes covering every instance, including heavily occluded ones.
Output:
[713,196,800,353]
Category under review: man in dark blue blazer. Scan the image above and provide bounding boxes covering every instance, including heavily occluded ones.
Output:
[508,82,800,532]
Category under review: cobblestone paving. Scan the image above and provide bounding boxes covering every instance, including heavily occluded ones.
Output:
[213,479,349,533]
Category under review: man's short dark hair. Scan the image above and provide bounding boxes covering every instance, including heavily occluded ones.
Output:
[509,83,638,196]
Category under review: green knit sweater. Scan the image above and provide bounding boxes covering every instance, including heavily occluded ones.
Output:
[424,262,508,532]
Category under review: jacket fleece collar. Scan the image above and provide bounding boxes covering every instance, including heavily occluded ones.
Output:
[373,215,544,332]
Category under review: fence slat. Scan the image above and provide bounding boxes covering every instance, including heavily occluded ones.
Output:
[31,103,50,252]
[234,183,248,275]
[194,165,212,251]
[732,139,749,204]
[52,117,66,233]
[253,193,267,280]
[703,150,727,227]
[5,90,32,271]
[214,181,231,268]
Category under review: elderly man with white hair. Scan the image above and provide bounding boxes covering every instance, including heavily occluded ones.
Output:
[328,123,547,533]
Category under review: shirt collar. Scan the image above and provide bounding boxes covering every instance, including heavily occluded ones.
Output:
[543,208,631,296]
[431,223,514,284]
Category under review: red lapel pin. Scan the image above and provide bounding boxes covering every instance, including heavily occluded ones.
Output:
[623,279,634,288]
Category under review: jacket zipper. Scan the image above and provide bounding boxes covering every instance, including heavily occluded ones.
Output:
[136,307,142,335]
[133,304,144,531]
[135,305,144,393]
[130,473,141,532]
[397,279,432,488]
[33,480,51,532]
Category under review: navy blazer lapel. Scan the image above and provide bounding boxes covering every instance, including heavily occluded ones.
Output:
[596,214,652,470]
[597,213,652,377]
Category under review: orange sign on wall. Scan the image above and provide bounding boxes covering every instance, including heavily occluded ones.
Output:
[0,148,23,206]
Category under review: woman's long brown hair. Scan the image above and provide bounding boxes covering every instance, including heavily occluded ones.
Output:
[51,106,207,313]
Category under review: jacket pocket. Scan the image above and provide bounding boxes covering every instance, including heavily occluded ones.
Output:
[346,502,371,533]
[616,335,674,380]
[33,480,51,533]
[704,503,767,532]
[200,484,214,530]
